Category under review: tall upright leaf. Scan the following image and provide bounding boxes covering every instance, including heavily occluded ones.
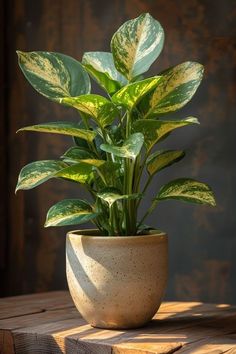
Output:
[111,13,164,80]
[82,51,127,95]
[17,51,90,100]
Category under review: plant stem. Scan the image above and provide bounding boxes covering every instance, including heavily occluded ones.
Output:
[137,199,159,229]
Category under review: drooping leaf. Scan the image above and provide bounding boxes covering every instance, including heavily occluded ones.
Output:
[61,147,95,163]
[17,51,90,100]
[140,62,204,117]
[60,94,118,127]
[133,117,199,152]
[45,199,97,227]
[82,51,127,95]
[156,178,216,206]
[18,122,96,143]
[112,76,161,111]
[111,13,164,80]
[97,187,142,207]
[146,150,185,176]
[16,160,94,191]
[100,133,144,160]
[16,160,68,191]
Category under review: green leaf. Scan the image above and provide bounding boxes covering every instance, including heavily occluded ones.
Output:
[60,94,118,128]
[17,51,90,101]
[18,122,96,143]
[97,187,142,207]
[82,51,127,95]
[133,117,199,152]
[61,147,94,163]
[111,13,164,80]
[112,76,161,111]
[156,178,216,206]
[16,160,67,191]
[100,133,144,160]
[45,199,97,227]
[140,62,204,117]
[146,150,185,176]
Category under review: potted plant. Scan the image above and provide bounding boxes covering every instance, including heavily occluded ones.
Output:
[16,13,216,329]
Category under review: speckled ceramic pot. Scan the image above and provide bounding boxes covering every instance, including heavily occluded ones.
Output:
[66,229,168,329]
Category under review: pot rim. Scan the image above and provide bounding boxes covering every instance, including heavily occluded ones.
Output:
[67,228,167,241]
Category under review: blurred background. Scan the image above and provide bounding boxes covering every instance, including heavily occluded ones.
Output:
[0,0,235,304]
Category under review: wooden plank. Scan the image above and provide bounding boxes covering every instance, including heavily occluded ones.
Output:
[0,291,73,320]
[1,294,236,354]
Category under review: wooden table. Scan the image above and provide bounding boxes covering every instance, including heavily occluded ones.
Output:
[0,291,236,353]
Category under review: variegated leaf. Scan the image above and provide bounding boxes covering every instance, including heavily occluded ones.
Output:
[17,122,96,143]
[111,13,164,80]
[140,62,204,117]
[97,187,142,207]
[60,94,118,128]
[82,51,127,95]
[17,51,90,100]
[147,150,185,176]
[112,76,161,111]
[156,178,216,206]
[16,160,94,191]
[16,160,67,191]
[100,133,144,160]
[133,117,199,152]
[55,163,94,184]
[45,199,97,227]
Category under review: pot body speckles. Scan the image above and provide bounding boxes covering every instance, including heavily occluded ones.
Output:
[66,229,168,329]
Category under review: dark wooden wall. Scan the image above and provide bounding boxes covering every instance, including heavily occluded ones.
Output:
[1,0,236,304]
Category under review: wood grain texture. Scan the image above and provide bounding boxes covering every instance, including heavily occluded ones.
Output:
[0,0,236,304]
[0,292,236,353]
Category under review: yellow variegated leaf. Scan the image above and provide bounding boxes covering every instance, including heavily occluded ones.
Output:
[112,76,161,111]
[16,160,94,192]
[133,117,199,152]
[97,187,142,207]
[55,163,93,184]
[60,94,118,128]
[111,13,164,80]
[17,51,90,100]
[45,199,97,227]
[141,62,204,117]
[101,133,144,160]
[146,150,185,176]
[156,178,216,206]
[17,122,96,143]
[16,160,67,191]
